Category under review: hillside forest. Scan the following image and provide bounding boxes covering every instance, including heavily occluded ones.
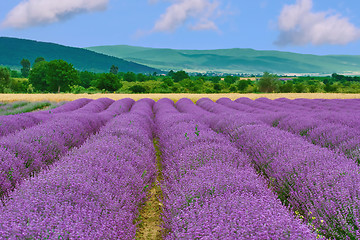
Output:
[1,58,360,94]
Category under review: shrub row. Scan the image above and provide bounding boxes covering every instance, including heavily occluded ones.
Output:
[190,98,360,239]
[0,98,156,239]
[0,98,133,199]
[0,98,92,137]
[217,98,360,164]
[155,98,315,239]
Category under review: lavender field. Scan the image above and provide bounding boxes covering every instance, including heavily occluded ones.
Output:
[0,97,360,239]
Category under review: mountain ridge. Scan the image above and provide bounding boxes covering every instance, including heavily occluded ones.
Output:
[0,37,160,73]
[1,37,359,75]
[86,44,360,75]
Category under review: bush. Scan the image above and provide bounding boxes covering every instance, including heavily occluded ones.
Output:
[123,72,136,82]
[172,71,189,82]
[70,85,87,94]
[308,85,318,93]
[324,83,337,92]
[79,86,101,94]
[258,72,279,93]
[162,77,174,87]
[129,85,147,93]
[213,83,221,92]
[171,85,179,93]
[279,81,294,93]
[237,80,250,92]
[94,73,122,92]
[0,67,11,92]
[229,85,237,92]
[294,83,306,93]
[224,76,237,85]
[205,88,215,93]
[8,78,28,93]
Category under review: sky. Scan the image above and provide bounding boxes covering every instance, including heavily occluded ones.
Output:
[0,0,360,55]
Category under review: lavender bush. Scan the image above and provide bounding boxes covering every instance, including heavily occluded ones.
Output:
[0,98,155,239]
[0,98,92,137]
[0,97,358,239]
[188,98,360,239]
[217,98,360,164]
[155,98,315,239]
[0,98,133,199]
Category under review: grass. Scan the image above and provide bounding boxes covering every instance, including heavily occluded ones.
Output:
[0,101,29,113]
[0,93,360,103]
[135,138,164,239]
[3,101,52,115]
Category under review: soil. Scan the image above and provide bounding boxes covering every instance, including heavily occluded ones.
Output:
[135,139,164,239]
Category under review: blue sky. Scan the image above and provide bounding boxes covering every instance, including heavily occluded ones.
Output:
[0,0,359,55]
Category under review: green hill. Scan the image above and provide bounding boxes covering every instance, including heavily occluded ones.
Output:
[86,45,360,75]
[0,37,160,73]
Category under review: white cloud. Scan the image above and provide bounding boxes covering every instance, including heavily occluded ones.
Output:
[275,0,360,46]
[1,0,109,29]
[190,20,217,31]
[152,0,220,32]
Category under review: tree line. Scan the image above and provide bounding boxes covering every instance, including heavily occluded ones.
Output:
[0,58,360,94]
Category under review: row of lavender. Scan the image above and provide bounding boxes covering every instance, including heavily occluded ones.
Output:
[0,98,91,136]
[234,97,360,113]
[0,101,59,116]
[0,98,156,239]
[184,98,360,239]
[217,98,360,164]
[0,98,126,200]
[1,97,358,238]
[154,99,315,238]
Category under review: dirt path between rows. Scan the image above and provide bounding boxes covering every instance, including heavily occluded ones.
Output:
[135,139,164,239]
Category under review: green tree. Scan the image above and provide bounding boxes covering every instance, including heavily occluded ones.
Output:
[10,70,21,78]
[29,61,48,91]
[294,82,306,93]
[224,76,237,85]
[95,73,122,92]
[136,73,148,82]
[258,72,279,93]
[229,84,237,92]
[279,81,294,93]
[123,72,136,82]
[210,76,220,83]
[194,77,205,91]
[213,83,221,92]
[79,71,97,88]
[323,78,331,85]
[9,78,28,93]
[129,85,147,93]
[167,70,175,77]
[324,83,338,93]
[33,57,45,67]
[308,84,318,93]
[46,60,79,93]
[0,67,11,92]
[20,58,31,78]
[237,80,250,92]
[179,78,194,91]
[171,85,179,93]
[172,70,189,82]
[162,77,174,87]
[110,65,119,75]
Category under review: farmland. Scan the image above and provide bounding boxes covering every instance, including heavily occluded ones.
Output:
[0,97,359,239]
[2,93,360,103]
